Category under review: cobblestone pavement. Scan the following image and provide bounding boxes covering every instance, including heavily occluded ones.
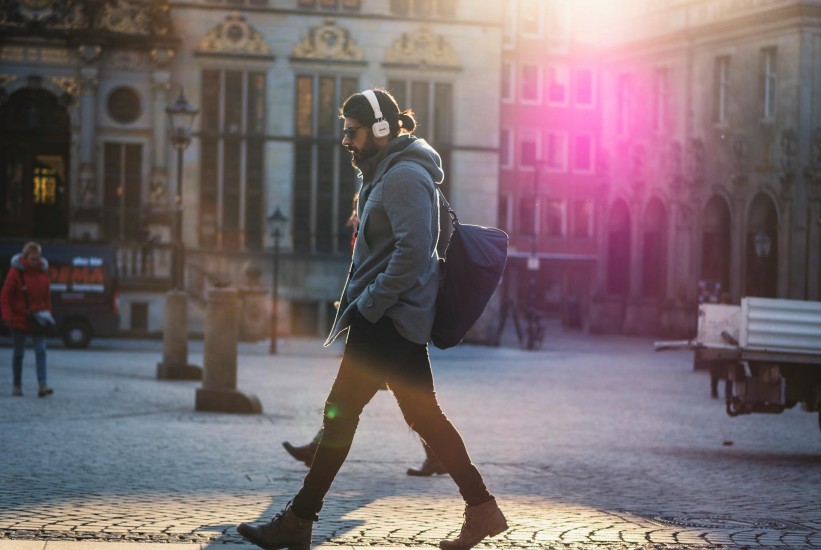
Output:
[1,325,820,549]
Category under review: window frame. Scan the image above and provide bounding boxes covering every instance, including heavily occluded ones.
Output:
[519,63,542,105]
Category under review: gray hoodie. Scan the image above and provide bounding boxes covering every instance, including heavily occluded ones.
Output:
[325,134,443,346]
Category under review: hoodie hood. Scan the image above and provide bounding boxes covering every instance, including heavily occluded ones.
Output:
[11,253,48,272]
[359,134,444,187]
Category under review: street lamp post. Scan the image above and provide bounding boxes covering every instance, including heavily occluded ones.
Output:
[754,229,772,297]
[165,89,199,290]
[157,89,200,381]
[267,206,288,354]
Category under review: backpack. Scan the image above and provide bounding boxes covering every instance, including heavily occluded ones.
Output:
[431,189,508,350]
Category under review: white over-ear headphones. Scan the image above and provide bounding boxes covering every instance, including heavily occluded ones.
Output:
[362,89,391,138]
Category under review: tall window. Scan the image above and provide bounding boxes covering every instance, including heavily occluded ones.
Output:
[574,68,595,108]
[652,67,669,132]
[573,134,594,173]
[546,131,568,171]
[293,74,359,254]
[714,55,730,124]
[547,65,568,105]
[520,64,541,103]
[545,199,565,238]
[200,69,266,250]
[502,62,515,102]
[617,73,632,136]
[517,129,539,169]
[760,46,777,119]
[519,196,535,236]
[503,0,515,48]
[103,142,142,241]
[572,199,593,238]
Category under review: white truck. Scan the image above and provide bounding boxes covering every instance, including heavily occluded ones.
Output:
[656,297,821,431]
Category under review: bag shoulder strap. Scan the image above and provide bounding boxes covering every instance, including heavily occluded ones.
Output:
[435,187,459,228]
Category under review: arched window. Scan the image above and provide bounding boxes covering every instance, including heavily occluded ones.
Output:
[746,194,778,297]
[701,196,731,294]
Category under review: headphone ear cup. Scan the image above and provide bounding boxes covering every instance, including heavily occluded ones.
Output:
[372,119,390,138]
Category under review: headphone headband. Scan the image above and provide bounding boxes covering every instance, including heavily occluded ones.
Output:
[361,89,391,138]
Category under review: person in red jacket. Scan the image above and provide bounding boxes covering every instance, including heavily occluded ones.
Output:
[1,242,54,397]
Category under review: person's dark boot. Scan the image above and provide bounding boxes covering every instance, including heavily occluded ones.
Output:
[237,503,312,550]
[440,499,508,550]
[38,385,53,398]
[282,441,317,467]
[407,455,447,476]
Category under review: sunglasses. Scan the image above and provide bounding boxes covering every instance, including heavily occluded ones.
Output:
[342,126,365,139]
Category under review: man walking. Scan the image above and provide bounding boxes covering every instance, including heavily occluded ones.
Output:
[237,88,507,550]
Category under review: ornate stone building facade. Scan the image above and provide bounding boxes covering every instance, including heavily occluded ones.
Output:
[590,0,821,336]
[0,0,503,338]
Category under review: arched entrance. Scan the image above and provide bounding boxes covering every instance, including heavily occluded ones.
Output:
[641,198,667,299]
[746,194,778,297]
[607,199,631,295]
[0,87,71,239]
[701,195,732,296]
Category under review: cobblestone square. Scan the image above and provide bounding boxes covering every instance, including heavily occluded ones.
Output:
[1,326,819,549]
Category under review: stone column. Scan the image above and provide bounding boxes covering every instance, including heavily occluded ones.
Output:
[196,288,262,414]
[148,49,175,243]
[156,291,202,380]
[77,45,101,210]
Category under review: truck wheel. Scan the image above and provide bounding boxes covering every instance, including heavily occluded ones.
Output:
[62,319,92,349]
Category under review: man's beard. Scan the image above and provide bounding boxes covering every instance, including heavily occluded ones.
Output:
[349,135,381,169]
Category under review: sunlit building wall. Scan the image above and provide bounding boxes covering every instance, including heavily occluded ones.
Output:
[591,0,821,336]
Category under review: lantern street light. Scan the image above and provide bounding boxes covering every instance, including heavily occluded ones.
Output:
[267,206,288,354]
[754,229,772,297]
[165,89,199,290]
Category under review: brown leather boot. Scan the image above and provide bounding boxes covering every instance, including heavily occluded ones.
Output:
[406,455,447,476]
[237,503,312,550]
[439,499,508,550]
[282,441,317,467]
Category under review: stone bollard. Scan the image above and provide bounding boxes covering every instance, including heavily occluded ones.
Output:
[157,290,202,380]
[195,287,262,414]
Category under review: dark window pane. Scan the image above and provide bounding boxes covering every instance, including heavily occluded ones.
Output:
[337,154,357,253]
[294,143,312,252]
[316,144,334,253]
[225,71,243,135]
[202,70,221,134]
[296,75,313,137]
[388,80,407,110]
[123,144,142,240]
[222,140,241,249]
[247,72,266,136]
[200,139,218,247]
[246,140,264,249]
[341,77,359,108]
[318,76,336,136]
[103,143,122,239]
[433,83,452,145]
[411,81,430,140]
[519,196,534,236]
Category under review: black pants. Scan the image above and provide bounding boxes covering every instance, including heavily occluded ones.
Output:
[292,312,492,519]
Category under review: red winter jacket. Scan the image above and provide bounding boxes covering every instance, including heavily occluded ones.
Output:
[1,254,52,332]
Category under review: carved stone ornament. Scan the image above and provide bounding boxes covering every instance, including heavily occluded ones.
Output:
[150,168,168,207]
[667,140,682,188]
[0,1,86,29]
[779,128,797,179]
[78,44,102,63]
[150,48,175,68]
[731,135,748,184]
[385,28,459,69]
[687,137,705,184]
[199,12,272,57]
[292,18,363,62]
[98,0,153,35]
[52,76,79,97]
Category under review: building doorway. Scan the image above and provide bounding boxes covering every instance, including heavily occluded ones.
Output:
[0,87,71,239]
